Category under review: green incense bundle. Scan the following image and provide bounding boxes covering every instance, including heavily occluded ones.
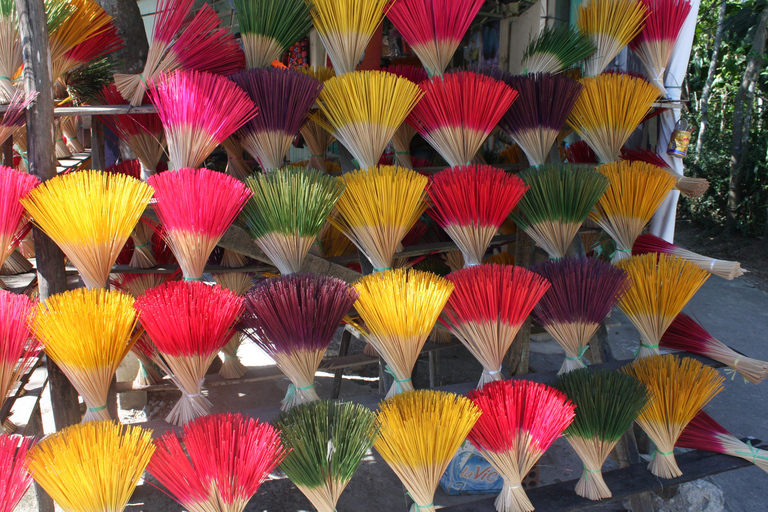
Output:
[512,164,609,259]
[240,167,345,275]
[557,369,650,500]
[274,400,379,512]
[233,0,313,68]
[521,25,596,74]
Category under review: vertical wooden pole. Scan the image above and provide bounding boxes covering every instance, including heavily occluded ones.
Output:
[16,0,81,430]
[90,117,106,170]
[507,230,535,375]
[2,137,12,167]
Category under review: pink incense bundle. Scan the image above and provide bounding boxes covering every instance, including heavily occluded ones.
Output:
[428,165,528,266]
[441,264,551,387]
[386,0,485,78]
[0,434,34,512]
[407,72,518,167]
[468,380,575,512]
[382,64,429,168]
[632,233,745,280]
[660,312,767,384]
[147,70,257,169]
[0,91,37,145]
[677,410,768,473]
[147,168,252,280]
[148,413,286,512]
[621,147,709,198]
[0,167,38,271]
[0,291,39,408]
[134,281,244,426]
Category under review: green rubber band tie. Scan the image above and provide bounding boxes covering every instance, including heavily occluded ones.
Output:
[641,343,659,349]
[183,277,204,281]
[297,385,314,391]
[373,267,391,273]
[583,467,601,481]
[412,504,433,510]
[566,345,589,362]
[135,242,151,249]
[225,355,238,360]
[651,448,674,459]
[616,248,632,253]
[88,404,107,412]
[0,76,9,80]
[138,74,147,87]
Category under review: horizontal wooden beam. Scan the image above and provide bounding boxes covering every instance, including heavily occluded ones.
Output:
[0,104,158,116]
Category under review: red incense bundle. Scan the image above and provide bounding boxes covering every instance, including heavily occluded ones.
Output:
[428,165,528,266]
[0,291,39,408]
[621,147,709,198]
[632,233,744,280]
[53,22,123,81]
[407,72,518,167]
[0,167,38,271]
[468,380,575,512]
[565,140,598,164]
[135,282,243,426]
[0,434,34,512]
[661,312,767,384]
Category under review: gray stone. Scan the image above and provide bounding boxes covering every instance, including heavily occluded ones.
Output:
[624,480,725,512]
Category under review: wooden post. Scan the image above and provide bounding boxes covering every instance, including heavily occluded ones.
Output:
[16,0,81,430]
[507,230,535,375]
[2,137,12,167]
[90,117,106,170]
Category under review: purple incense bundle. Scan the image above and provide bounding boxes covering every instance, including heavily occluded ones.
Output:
[499,73,583,167]
[241,273,359,410]
[532,257,629,374]
[231,68,323,171]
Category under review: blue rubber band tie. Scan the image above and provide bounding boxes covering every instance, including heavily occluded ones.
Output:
[373,267,391,273]
[385,366,411,392]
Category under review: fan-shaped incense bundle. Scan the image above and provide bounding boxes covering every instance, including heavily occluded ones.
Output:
[132,333,164,387]
[521,25,597,74]
[532,258,629,374]
[0,90,37,144]
[48,0,113,77]
[468,380,575,512]
[383,64,429,168]
[54,120,72,159]
[629,0,692,94]
[233,0,312,68]
[61,116,84,153]
[52,21,123,82]
[307,0,390,75]
[0,291,38,411]
[0,0,20,104]
[300,113,336,173]
[620,147,709,198]
[567,73,659,162]
[0,434,33,512]
[148,168,252,280]
[576,0,648,76]
[616,254,708,358]
[34,289,138,422]
[677,410,768,473]
[240,167,344,275]
[375,390,480,512]
[633,233,743,280]
[275,400,378,512]
[221,137,252,180]
[661,312,767,384]
[213,250,253,379]
[513,165,608,259]
[499,73,583,166]
[565,140,598,164]
[428,165,527,266]
[408,72,518,167]
[387,0,484,77]
[231,68,323,171]
[147,70,256,170]
[330,166,427,272]
[135,281,243,425]
[315,222,355,258]
[589,161,677,261]
[0,167,37,271]
[310,71,423,169]
[557,369,650,500]
[441,265,550,387]
[353,269,453,397]
[148,413,285,512]
[27,421,155,512]
[298,65,336,83]
[622,354,724,478]
[241,274,358,409]
[20,170,153,289]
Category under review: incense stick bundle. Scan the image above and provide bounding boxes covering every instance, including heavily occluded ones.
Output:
[589,161,677,261]
[315,221,355,258]
[135,282,243,425]
[48,0,113,78]
[132,333,164,387]
[661,312,767,384]
[0,250,31,275]
[441,264,550,387]
[428,165,528,266]
[621,147,709,198]
[20,170,153,289]
[310,71,423,169]
[240,167,344,275]
[0,90,37,144]
[300,113,336,173]
[616,254,709,358]
[408,72,518,167]
[0,291,39,410]
[353,269,453,397]
[0,434,33,512]
[576,0,648,76]
[307,0,391,74]
[532,258,629,374]
[0,0,21,104]
[633,233,744,280]
[27,421,155,512]
[468,380,575,512]
[0,167,37,272]
[298,65,337,83]
[52,21,123,82]
[557,369,650,500]
[622,354,724,478]
[54,119,72,158]
[498,73,583,166]
[375,390,480,512]
[567,73,660,162]
[148,168,252,280]
[629,0,692,94]
[330,166,428,272]
[231,68,323,171]
[565,140,598,164]
[275,400,378,512]
[386,0,485,77]
[383,64,429,168]
[677,410,768,473]
[513,165,609,259]
[149,413,286,512]
[61,116,84,153]
[213,250,253,379]
[242,274,358,409]
[521,25,597,74]
[233,0,312,68]
[35,289,138,422]
[221,137,252,180]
